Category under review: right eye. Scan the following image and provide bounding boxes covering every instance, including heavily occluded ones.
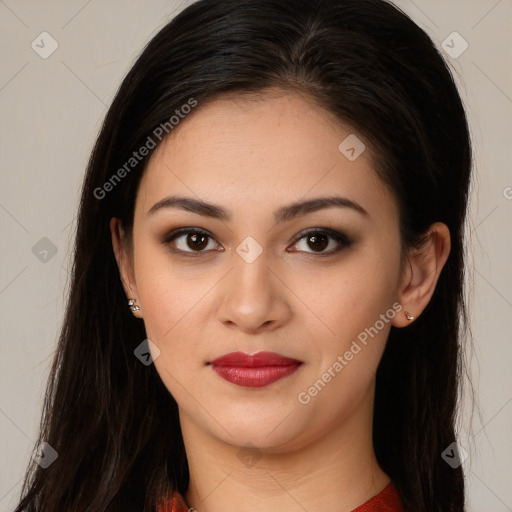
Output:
[163,228,223,256]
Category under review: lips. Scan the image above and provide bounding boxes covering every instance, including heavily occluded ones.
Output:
[209,351,302,388]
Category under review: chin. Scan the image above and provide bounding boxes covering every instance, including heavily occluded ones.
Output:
[207,404,315,452]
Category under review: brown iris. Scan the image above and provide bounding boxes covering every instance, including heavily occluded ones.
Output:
[187,233,209,251]
[307,233,328,252]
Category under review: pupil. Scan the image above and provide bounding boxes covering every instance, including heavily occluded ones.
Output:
[188,233,208,250]
[308,234,328,251]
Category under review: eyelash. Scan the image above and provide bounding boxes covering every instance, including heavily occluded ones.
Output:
[161,227,353,258]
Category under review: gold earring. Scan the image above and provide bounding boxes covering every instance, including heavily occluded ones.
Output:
[404,311,414,321]
[128,298,141,312]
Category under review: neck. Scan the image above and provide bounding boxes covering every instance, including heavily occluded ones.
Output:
[180,388,390,512]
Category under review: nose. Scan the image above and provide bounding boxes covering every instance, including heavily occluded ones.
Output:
[216,250,292,334]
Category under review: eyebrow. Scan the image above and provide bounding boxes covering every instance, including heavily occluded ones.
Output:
[147,194,369,223]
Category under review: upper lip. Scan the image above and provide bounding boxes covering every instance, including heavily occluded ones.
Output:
[209,351,301,367]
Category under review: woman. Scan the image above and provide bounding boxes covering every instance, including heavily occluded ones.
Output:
[15,0,472,510]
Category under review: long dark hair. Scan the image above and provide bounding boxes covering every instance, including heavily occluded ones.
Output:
[15,0,472,510]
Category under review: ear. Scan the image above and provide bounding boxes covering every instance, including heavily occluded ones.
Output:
[392,222,451,328]
[110,217,143,318]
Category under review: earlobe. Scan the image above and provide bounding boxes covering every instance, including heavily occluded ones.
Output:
[110,218,143,318]
[392,222,451,328]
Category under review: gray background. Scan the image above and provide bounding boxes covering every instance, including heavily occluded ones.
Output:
[1,0,511,509]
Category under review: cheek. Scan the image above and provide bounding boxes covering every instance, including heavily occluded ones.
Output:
[135,264,209,405]
[132,243,210,369]
[301,293,397,420]
[307,240,401,398]
[317,245,401,345]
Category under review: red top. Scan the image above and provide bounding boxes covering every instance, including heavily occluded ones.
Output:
[158,482,403,511]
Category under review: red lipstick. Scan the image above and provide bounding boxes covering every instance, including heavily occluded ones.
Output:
[209,351,302,388]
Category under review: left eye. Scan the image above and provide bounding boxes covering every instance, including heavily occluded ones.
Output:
[291,230,351,254]
[163,228,351,256]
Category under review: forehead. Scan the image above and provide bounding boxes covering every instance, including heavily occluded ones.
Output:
[136,89,396,223]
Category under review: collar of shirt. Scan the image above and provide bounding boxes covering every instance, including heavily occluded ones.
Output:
[158,482,403,512]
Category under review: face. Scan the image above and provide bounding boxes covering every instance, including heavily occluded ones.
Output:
[117,89,407,452]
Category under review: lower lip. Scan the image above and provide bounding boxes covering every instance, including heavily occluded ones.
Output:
[211,364,301,388]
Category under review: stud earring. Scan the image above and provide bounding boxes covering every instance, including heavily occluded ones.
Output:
[128,298,141,312]
[404,311,414,321]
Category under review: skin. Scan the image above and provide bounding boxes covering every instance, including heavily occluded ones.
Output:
[111,88,450,512]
